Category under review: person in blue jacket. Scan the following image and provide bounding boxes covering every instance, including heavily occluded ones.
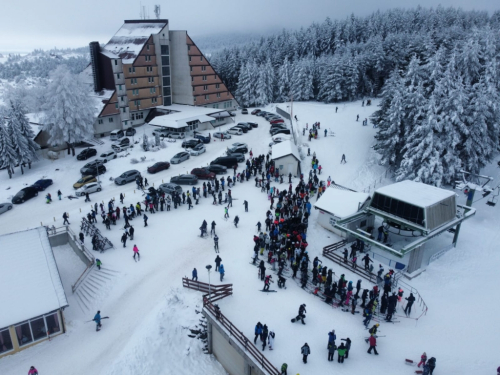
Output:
[305,202,312,215]
[93,310,102,332]
[192,268,198,281]
[328,330,336,348]
[254,322,263,344]
[219,264,225,281]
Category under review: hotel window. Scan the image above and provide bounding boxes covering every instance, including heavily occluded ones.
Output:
[114,60,118,65]
[214,75,216,79]
[121,96,124,102]
[129,67,135,73]
[148,77,154,83]
[161,45,169,54]
[109,117,114,123]
[205,95,209,100]
[118,84,122,90]
[194,97,196,102]
[202,75,207,81]
[98,119,103,125]
[135,100,141,106]
[122,107,126,113]
[203,85,208,91]
[133,89,139,96]
[145,55,151,62]
[117,73,120,79]
[217,93,221,98]
[190,66,193,72]
[125,121,128,126]
[146,44,150,51]
[188,45,191,51]
[200,56,203,61]
[152,97,157,104]
[147,66,153,72]
[189,56,192,62]
[115,103,118,109]
[150,87,156,94]
[192,87,195,92]
[216,83,220,89]
[201,66,206,71]
[131,78,137,85]
[0,328,13,354]
[191,77,194,82]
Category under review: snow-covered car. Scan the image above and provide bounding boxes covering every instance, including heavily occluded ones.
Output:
[0,202,13,215]
[189,143,206,156]
[75,182,102,196]
[213,131,231,140]
[227,127,243,135]
[152,128,170,137]
[170,151,190,164]
[232,142,248,149]
[272,135,292,143]
[97,150,117,163]
[159,183,183,196]
[167,132,185,139]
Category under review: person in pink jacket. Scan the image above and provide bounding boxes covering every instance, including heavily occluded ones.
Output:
[418,352,427,367]
[133,245,140,261]
[28,366,38,375]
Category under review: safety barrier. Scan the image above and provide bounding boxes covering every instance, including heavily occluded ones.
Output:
[182,277,233,304]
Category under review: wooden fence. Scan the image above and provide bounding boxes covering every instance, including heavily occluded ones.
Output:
[182,277,233,304]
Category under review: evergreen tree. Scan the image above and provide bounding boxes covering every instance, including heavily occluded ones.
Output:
[256,59,275,106]
[41,65,96,156]
[0,113,18,179]
[277,58,292,102]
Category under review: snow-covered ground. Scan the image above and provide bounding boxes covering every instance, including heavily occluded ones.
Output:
[0,100,498,375]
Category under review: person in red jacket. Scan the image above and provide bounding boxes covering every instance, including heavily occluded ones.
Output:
[367,335,378,355]
[418,352,427,367]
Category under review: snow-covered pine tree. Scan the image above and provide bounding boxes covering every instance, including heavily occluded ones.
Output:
[0,113,18,179]
[5,100,40,174]
[41,65,96,156]
[255,59,275,106]
[277,58,291,102]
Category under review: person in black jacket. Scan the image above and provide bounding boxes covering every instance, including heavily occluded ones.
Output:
[355,279,362,297]
[386,292,398,322]
[360,289,369,308]
[214,255,222,272]
[404,293,416,316]
[293,304,306,324]
[427,357,436,374]
[380,293,388,314]
[342,248,348,263]
[341,338,352,359]
[261,324,268,351]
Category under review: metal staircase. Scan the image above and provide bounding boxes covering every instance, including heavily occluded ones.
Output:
[74,267,119,313]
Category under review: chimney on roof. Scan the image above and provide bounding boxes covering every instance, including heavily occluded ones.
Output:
[89,42,102,93]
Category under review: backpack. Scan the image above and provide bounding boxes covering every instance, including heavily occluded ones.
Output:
[281,363,288,371]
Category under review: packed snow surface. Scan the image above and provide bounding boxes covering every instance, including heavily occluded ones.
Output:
[0,100,498,375]
[314,188,370,218]
[374,180,456,207]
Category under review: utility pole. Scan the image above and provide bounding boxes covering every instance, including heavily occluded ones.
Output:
[206,265,212,303]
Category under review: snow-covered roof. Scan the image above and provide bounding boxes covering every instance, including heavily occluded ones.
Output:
[0,227,68,328]
[314,188,370,218]
[271,140,300,161]
[148,104,226,129]
[89,89,115,117]
[374,180,455,208]
[102,21,167,64]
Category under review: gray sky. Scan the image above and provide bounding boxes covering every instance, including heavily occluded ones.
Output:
[1,0,498,52]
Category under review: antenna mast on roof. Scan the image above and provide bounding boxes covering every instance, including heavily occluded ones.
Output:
[154,5,161,19]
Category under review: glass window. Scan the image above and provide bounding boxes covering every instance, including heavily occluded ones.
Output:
[118,85,122,90]
[150,87,156,94]
[15,322,33,346]
[162,66,170,76]
[190,66,193,72]
[0,328,13,354]
[202,66,206,71]
[161,56,170,66]
[164,96,172,106]
[205,95,209,100]
[114,60,117,66]
[200,56,203,61]
[216,83,220,89]
[161,45,169,55]
[98,119,103,125]
[122,107,126,113]
[163,77,170,86]
[117,73,120,79]
[147,66,153,72]
[124,121,128,126]
[146,44,150,51]
[202,75,207,81]
[30,317,47,341]
[45,312,61,334]
[121,96,124,102]
[115,103,118,109]
[189,56,192,62]
[109,117,114,123]
[217,93,221,98]
[188,45,191,51]
[152,97,157,104]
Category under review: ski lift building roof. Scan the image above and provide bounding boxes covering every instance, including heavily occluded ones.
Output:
[0,227,68,329]
[314,188,370,219]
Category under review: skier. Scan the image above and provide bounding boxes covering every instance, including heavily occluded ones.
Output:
[341,337,352,359]
[362,254,372,271]
[219,264,225,281]
[293,304,307,324]
[243,200,248,212]
[281,363,288,375]
[328,342,336,361]
[263,275,272,291]
[324,129,327,137]
[121,232,128,248]
[301,343,310,363]
[192,268,198,281]
[200,220,208,237]
[268,330,275,350]
[224,206,229,219]
[143,213,148,227]
[215,255,222,272]
[62,212,70,225]
[328,330,336,348]
[129,226,134,240]
[28,366,38,375]
[120,193,124,204]
[367,335,378,355]
[57,190,62,200]
[356,114,359,121]
[340,154,346,164]
[261,324,268,351]
[254,322,263,344]
[79,232,84,244]
[133,245,140,261]
[93,310,102,331]
[211,221,216,235]
[404,293,416,316]
[96,258,102,270]
[214,234,219,252]
[337,342,347,363]
[234,215,239,228]
[85,192,90,202]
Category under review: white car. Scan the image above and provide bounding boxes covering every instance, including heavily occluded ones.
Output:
[213,131,231,140]
[152,128,170,137]
[97,150,117,163]
[227,127,243,135]
[75,182,102,196]
[272,135,292,143]
[189,144,206,156]
[167,132,186,139]
[232,142,248,149]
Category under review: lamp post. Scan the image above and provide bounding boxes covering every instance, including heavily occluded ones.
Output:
[206,265,212,302]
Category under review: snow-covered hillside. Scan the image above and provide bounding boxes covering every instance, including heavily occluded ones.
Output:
[0,100,498,375]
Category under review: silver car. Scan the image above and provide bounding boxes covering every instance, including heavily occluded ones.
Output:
[214,131,231,140]
[159,183,183,196]
[75,182,102,196]
[189,144,206,156]
[0,202,13,215]
[170,151,190,164]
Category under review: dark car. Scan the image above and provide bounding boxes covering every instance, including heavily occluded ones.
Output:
[81,164,106,176]
[193,134,211,144]
[207,164,227,175]
[210,157,238,169]
[147,162,170,174]
[227,145,248,154]
[237,122,252,130]
[226,152,245,162]
[182,139,202,149]
[114,137,130,147]
[247,122,258,128]
[271,128,291,136]
[251,109,261,115]
[270,124,288,133]
[32,179,53,191]
[114,170,141,185]
[233,125,248,133]
[125,128,136,136]
[256,111,268,117]
[170,174,199,185]
[191,168,216,180]
[12,186,38,204]
[80,160,104,174]
[76,148,97,160]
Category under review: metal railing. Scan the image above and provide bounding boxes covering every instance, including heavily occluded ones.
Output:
[203,299,280,375]
[182,278,233,304]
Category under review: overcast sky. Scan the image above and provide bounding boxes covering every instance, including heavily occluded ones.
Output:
[1,0,498,52]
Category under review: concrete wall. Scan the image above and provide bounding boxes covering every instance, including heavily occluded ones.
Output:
[273,155,299,176]
[318,211,375,241]
[48,231,93,267]
[169,31,194,105]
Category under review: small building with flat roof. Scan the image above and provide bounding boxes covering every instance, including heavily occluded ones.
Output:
[271,140,301,176]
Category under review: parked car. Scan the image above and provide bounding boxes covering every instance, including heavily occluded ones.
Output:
[114,170,141,185]
[225,152,245,162]
[168,132,185,139]
[232,142,248,149]
[273,135,292,143]
[237,122,252,130]
[251,109,261,115]
[182,139,202,149]
[213,131,231,140]
[241,108,248,114]
[271,128,291,136]
[97,150,117,163]
[111,145,131,153]
[113,137,130,147]
[159,183,183,196]
[256,111,268,117]
[75,182,102,197]
[125,128,137,136]
[193,134,211,143]
[81,164,106,176]
[32,179,53,191]
[264,113,279,120]
[210,157,238,169]
[206,164,227,175]
[76,148,97,160]
[227,127,243,135]
[80,160,104,174]
[227,145,248,154]
[170,151,190,164]
[269,125,288,134]
[12,186,38,204]
[228,111,236,117]
[73,175,97,189]
[170,174,199,185]
[0,202,13,215]
[189,143,206,156]
[247,122,258,128]
[110,129,124,141]
[152,128,170,137]
[191,168,216,180]
[270,119,285,124]
[147,161,170,174]
[233,125,248,133]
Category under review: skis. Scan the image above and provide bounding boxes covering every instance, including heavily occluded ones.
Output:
[341,309,360,313]
[260,290,277,293]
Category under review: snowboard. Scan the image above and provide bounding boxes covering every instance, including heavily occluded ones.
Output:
[261,289,277,293]
[341,309,360,313]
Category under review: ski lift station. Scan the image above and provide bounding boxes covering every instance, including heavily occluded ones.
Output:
[316,181,476,275]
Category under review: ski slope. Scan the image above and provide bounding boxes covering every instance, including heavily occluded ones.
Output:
[0,100,498,375]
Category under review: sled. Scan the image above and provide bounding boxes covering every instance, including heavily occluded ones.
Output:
[415,371,423,374]
[405,359,416,366]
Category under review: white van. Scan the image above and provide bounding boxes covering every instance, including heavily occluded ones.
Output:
[110,129,124,141]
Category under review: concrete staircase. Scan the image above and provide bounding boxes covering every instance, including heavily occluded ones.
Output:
[74,267,119,313]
